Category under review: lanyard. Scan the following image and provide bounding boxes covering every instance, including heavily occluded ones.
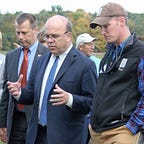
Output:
[101,36,130,73]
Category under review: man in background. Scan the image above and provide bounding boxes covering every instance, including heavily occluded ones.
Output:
[76,33,100,144]
[76,33,100,77]
[0,12,48,144]
[37,27,48,47]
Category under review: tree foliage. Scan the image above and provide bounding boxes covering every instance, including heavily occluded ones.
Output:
[0,5,144,52]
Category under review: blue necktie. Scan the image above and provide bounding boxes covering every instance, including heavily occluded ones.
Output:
[39,56,59,126]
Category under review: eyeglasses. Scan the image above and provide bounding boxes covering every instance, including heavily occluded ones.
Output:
[43,31,68,41]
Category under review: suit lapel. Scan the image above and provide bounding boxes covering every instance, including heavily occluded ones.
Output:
[32,43,43,68]
[12,48,22,80]
[54,47,77,84]
[36,47,77,99]
[34,43,42,57]
[36,53,51,100]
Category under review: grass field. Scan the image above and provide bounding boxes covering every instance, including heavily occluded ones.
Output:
[0,51,105,59]
[0,51,7,55]
[94,52,104,59]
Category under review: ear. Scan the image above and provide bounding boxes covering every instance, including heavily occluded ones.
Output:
[34,27,39,33]
[119,16,126,27]
[79,45,84,51]
[65,31,73,42]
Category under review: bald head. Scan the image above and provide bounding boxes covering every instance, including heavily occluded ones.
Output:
[46,15,68,25]
[44,15,73,56]
[45,15,72,33]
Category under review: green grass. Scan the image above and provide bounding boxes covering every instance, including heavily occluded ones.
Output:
[0,50,7,55]
[94,52,104,59]
[0,51,105,59]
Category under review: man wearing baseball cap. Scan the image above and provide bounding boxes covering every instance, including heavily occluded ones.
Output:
[76,33,100,144]
[76,33,100,77]
[90,2,144,144]
[90,2,128,29]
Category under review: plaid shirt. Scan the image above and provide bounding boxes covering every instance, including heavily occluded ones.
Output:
[126,56,144,134]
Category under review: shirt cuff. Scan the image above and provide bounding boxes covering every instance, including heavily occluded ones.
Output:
[66,93,73,108]
[126,120,140,135]
[13,89,21,101]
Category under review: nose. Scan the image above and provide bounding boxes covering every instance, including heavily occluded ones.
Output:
[17,33,25,40]
[47,37,54,43]
[100,26,106,35]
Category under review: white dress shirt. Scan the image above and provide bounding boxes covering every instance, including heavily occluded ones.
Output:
[0,53,5,100]
[38,44,73,117]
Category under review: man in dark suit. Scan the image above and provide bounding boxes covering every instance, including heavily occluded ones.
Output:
[7,15,97,144]
[0,13,48,144]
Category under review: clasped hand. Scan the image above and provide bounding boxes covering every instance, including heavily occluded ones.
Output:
[7,74,23,97]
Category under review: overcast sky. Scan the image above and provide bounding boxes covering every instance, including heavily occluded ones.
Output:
[0,0,144,14]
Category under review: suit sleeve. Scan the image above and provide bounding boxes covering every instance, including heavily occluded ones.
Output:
[72,60,97,114]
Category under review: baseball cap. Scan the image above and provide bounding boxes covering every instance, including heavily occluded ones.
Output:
[76,33,97,48]
[90,2,128,29]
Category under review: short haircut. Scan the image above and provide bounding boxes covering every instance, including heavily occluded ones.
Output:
[15,12,38,29]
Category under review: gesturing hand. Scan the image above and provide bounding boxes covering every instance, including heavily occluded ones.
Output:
[7,74,23,96]
[50,84,70,106]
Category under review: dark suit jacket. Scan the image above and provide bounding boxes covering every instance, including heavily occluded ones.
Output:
[0,42,49,141]
[19,46,97,144]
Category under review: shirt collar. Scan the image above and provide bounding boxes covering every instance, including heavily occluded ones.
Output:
[21,40,38,53]
[52,43,73,60]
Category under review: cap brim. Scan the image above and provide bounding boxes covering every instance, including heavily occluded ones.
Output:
[90,17,112,29]
[84,38,97,43]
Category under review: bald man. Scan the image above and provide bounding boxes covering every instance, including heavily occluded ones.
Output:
[7,15,97,144]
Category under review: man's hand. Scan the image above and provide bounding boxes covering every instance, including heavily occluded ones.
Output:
[7,74,23,96]
[50,84,70,106]
[0,128,8,143]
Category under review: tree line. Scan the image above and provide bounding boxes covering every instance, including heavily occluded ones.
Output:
[0,5,144,52]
